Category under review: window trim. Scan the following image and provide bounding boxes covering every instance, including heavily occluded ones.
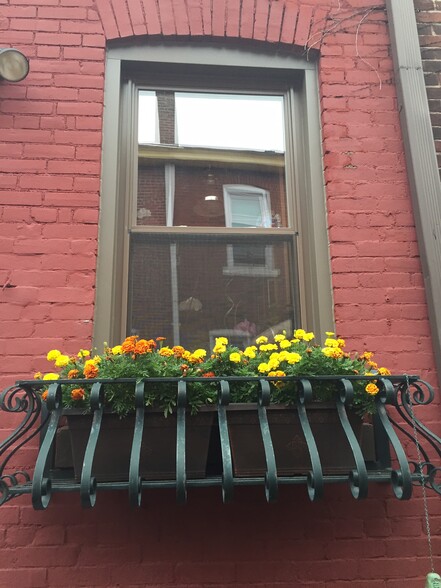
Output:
[94,42,333,347]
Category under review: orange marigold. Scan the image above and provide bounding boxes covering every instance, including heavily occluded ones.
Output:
[71,388,86,401]
[41,389,49,401]
[172,345,185,357]
[203,371,215,378]
[121,339,136,354]
[67,369,79,379]
[134,339,153,354]
[83,363,99,379]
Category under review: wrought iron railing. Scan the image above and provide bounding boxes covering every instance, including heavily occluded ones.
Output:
[0,375,439,509]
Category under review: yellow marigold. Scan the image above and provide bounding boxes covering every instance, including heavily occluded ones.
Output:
[360,351,373,360]
[256,336,268,345]
[71,388,86,401]
[189,354,203,364]
[325,331,335,336]
[259,343,278,352]
[34,371,43,379]
[182,350,191,360]
[77,349,90,358]
[83,363,99,379]
[67,369,79,379]
[213,343,226,354]
[367,361,378,369]
[337,338,345,348]
[267,358,280,370]
[47,349,61,362]
[244,346,257,358]
[303,332,315,342]
[279,339,291,349]
[378,367,391,376]
[215,337,228,346]
[365,383,379,396]
[290,338,300,344]
[258,362,270,373]
[43,373,60,380]
[159,347,173,357]
[294,329,306,340]
[112,345,122,355]
[286,352,302,365]
[278,350,290,361]
[274,334,286,342]
[321,347,334,358]
[192,349,206,359]
[55,354,70,368]
[229,352,241,363]
[324,338,339,348]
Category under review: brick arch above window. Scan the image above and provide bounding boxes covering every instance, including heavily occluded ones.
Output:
[93,0,331,48]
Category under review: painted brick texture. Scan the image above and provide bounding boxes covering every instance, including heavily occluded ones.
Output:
[0,0,440,586]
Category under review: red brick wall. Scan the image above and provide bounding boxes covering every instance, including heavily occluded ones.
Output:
[0,0,440,586]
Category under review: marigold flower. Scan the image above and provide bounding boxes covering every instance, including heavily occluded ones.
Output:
[43,373,60,381]
[279,339,291,349]
[378,367,391,376]
[156,336,166,341]
[325,331,335,337]
[331,348,344,359]
[294,329,306,340]
[41,389,49,401]
[134,339,152,354]
[322,347,334,358]
[256,336,268,345]
[229,352,241,363]
[215,337,228,346]
[172,345,185,357]
[67,369,79,379]
[274,334,286,342]
[258,362,270,373]
[303,332,315,342]
[286,352,302,365]
[47,350,61,362]
[244,346,257,358]
[112,345,122,355]
[203,371,215,378]
[268,370,286,378]
[180,364,189,371]
[360,351,373,360]
[324,338,339,348]
[367,361,378,369]
[192,349,206,359]
[71,388,86,401]
[159,347,173,357]
[121,339,136,354]
[77,349,90,358]
[213,343,226,354]
[34,371,43,379]
[365,383,379,396]
[337,338,345,348]
[267,358,280,370]
[83,363,99,379]
[55,354,70,368]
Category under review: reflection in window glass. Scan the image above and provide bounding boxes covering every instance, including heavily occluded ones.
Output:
[175,93,285,151]
[138,91,159,144]
[127,235,295,349]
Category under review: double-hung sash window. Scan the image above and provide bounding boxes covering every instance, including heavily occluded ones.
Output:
[95,44,332,349]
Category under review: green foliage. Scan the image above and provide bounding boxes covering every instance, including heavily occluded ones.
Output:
[36,331,389,417]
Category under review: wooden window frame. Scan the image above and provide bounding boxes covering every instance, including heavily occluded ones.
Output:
[94,41,334,346]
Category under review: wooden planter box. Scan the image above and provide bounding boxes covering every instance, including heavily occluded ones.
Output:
[64,408,214,482]
[226,403,375,477]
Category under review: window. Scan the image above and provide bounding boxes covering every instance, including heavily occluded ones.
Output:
[95,43,333,349]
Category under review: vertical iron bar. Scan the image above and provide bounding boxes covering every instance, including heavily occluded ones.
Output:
[257,380,278,503]
[80,382,104,508]
[129,381,146,507]
[218,381,233,503]
[176,380,187,504]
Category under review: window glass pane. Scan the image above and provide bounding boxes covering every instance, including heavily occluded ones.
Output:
[138,91,159,144]
[136,90,288,228]
[175,93,285,151]
[127,235,297,349]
